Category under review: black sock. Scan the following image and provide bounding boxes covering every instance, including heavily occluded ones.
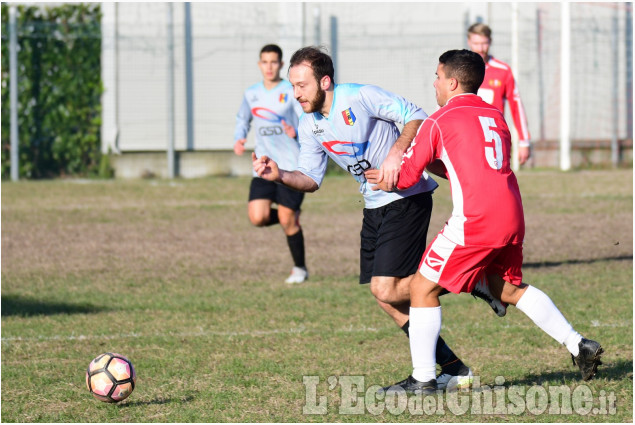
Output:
[286,228,305,268]
[266,209,279,226]
[437,336,467,376]
[401,320,410,337]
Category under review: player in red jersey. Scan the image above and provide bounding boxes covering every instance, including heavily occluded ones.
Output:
[368,49,603,394]
[468,23,531,165]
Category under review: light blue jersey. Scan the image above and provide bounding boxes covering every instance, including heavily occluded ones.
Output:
[235,80,303,175]
[296,84,438,209]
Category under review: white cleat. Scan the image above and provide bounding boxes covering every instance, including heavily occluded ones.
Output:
[436,368,474,391]
[285,266,308,284]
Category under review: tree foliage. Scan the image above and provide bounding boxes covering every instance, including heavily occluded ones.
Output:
[1,3,103,179]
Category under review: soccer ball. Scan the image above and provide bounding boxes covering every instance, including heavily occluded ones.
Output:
[86,352,136,403]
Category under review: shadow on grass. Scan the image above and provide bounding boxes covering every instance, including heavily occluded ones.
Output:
[120,395,195,407]
[1,295,107,317]
[504,359,633,387]
[524,255,633,269]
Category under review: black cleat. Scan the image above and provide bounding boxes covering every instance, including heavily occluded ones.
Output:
[471,278,508,317]
[571,338,604,381]
[378,376,437,395]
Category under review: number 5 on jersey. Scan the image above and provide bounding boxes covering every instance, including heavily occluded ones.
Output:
[479,116,503,170]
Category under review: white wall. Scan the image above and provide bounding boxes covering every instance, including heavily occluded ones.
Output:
[101,2,632,153]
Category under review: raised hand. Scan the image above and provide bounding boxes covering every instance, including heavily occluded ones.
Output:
[281,120,297,139]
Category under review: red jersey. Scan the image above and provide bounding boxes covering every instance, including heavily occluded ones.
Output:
[398,93,524,247]
[478,56,530,144]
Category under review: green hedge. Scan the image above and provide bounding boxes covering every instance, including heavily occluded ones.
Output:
[1,3,103,179]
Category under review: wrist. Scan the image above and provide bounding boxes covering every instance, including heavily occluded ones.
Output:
[518,140,531,148]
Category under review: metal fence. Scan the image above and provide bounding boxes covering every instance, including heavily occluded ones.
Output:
[100,3,632,154]
[5,2,634,177]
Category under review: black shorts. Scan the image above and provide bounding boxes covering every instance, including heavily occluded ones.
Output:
[359,191,433,284]
[248,177,305,211]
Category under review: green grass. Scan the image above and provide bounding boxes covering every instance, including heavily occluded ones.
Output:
[2,169,632,422]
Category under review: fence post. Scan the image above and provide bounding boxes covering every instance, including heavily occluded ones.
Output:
[611,7,619,167]
[627,4,633,146]
[185,2,194,151]
[167,2,176,179]
[560,1,571,171]
[10,5,19,181]
[511,2,520,171]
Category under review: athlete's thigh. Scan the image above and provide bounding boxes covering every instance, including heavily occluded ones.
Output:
[248,177,277,202]
[359,207,380,284]
[485,243,523,287]
[419,233,500,294]
[373,193,432,279]
[247,198,273,223]
[275,184,304,212]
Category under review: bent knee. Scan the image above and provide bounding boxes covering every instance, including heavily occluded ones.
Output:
[248,214,270,227]
[278,217,299,234]
[370,278,399,303]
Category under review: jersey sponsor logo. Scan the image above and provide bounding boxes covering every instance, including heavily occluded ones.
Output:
[488,79,502,88]
[322,140,369,157]
[279,93,288,103]
[424,249,445,272]
[252,107,284,123]
[347,159,371,176]
[258,126,283,136]
[312,123,325,135]
[341,107,356,126]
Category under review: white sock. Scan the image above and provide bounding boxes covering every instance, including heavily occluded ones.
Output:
[515,285,583,356]
[409,306,441,382]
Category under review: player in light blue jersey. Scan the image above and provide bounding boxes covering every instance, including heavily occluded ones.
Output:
[253,46,478,390]
[234,44,308,284]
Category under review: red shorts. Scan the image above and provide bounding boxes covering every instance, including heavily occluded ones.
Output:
[418,233,523,293]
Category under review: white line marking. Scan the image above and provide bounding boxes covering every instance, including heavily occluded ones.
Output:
[1,325,383,343]
[2,320,627,344]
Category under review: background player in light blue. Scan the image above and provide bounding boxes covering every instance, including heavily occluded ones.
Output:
[234,44,308,284]
[253,46,490,390]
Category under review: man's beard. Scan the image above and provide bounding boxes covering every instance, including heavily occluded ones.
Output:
[308,87,326,113]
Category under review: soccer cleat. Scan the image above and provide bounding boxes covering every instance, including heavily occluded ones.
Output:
[378,376,437,395]
[285,266,308,284]
[436,367,474,391]
[471,277,508,317]
[571,338,604,381]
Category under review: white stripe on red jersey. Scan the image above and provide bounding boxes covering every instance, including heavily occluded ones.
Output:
[398,93,525,246]
[477,56,531,143]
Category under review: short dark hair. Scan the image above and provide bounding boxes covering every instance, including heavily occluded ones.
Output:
[438,49,485,94]
[289,46,335,84]
[260,44,283,61]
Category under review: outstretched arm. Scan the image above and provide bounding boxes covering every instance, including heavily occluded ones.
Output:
[376,119,424,191]
[252,153,319,193]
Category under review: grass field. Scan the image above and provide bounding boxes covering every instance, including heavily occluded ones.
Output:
[1,169,633,422]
